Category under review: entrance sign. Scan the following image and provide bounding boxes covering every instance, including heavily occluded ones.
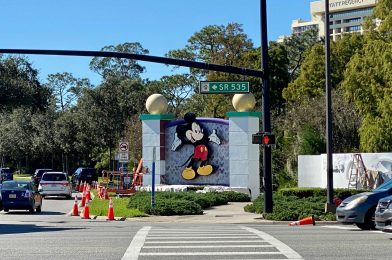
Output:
[199,81,250,94]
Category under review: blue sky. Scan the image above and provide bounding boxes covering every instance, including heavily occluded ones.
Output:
[0,0,312,85]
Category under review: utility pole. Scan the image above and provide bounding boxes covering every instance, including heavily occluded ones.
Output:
[325,0,334,212]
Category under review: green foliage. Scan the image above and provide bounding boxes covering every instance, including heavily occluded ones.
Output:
[244,188,367,221]
[127,191,250,216]
[298,124,325,155]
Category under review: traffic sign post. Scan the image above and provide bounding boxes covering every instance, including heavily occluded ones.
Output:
[199,81,249,94]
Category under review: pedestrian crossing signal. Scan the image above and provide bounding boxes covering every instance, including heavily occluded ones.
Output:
[252,132,275,145]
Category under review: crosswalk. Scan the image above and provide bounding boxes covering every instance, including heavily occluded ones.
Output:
[122,226,303,260]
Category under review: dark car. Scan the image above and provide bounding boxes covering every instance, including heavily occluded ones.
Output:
[375,195,392,230]
[31,168,53,185]
[0,168,14,183]
[0,180,42,213]
[336,178,392,230]
[72,167,98,185]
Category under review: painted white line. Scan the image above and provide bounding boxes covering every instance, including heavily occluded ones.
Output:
[144,240,266,244]
[149,231,250,234]
[322,225,359,230]
[121,226,151,260]
[140,252,283,256]
[143,245,274,248]
[148,233,253,237]
[146,236,258,239]
[241,226,303,260]
[150,229,244,232]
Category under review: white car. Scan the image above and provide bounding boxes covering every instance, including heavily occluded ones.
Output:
[38,172,72,199]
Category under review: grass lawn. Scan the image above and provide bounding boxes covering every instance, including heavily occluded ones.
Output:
[89,190,146,218]
[14,174,32,181]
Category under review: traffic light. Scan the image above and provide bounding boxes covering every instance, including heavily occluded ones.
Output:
[252,132,275,146]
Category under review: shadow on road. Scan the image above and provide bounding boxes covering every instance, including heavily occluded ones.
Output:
[0,223,84,235]
[2,210,65,215]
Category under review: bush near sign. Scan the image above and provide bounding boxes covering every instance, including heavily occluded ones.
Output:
[199,81,250,94]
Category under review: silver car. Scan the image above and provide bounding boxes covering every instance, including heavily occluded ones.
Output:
[38,172,72,199]
[375,195,392,230]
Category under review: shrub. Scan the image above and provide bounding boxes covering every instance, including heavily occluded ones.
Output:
[220,191,251,202]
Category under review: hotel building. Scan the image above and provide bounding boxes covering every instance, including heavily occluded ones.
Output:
[292,0,377,41]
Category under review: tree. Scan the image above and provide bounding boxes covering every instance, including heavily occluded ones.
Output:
[0,55,50,112]
[46,72,92,111]
[146,74,197,117]
[89,42,149,80]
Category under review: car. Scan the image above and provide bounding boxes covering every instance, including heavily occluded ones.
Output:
[0,180,42,213]
[31,168,53,185]
[336,178,392,230]
[0,168,14,183]
[72,167,98,185]
[38,172,72,199]
[375,195,392,230]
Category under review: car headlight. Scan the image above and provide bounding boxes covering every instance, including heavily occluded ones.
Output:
[345,196,368,210]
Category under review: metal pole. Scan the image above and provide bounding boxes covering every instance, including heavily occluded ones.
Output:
[260,0,272,213]
[325,0,334,207]
[151,147,156,209]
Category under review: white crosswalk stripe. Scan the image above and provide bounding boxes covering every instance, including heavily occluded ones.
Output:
[123,225,303,260]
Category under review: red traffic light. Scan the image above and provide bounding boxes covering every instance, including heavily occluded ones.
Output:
[262,133,275,145]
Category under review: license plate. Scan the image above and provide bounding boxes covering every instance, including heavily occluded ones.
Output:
[51,184,57,187]
[9,194,16,198]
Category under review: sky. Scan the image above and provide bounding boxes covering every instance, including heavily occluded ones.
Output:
[0,0,313,86]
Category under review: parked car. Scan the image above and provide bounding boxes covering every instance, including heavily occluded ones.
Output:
[375,195,392,230]
[336,178,392,230]
[31,168,53,185]
[0,180,42,213]
[38,172,72,199]
[72,167,98,185]
[0,168,14,183]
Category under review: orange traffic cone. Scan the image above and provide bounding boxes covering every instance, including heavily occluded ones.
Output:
[289,216,315,226]
[75,181,80,192]
[81,190,86,207]
[104,188,109,200]
[81,200,90,219]
[85,186,91,201]
[71,195,79,216]
[107,197,115,221]
[82,181,87,193]
[78,181,83,192]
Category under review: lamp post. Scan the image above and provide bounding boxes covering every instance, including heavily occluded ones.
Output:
[325,0,334,211]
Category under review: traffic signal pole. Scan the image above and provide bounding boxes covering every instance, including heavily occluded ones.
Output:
[260,0,273,213]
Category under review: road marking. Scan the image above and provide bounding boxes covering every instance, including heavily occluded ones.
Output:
[241,226,303,260]
[322,225,359,230]
[144,240,266,243]
[121,226,151,260]
[140,252,283,256]
[143,245,274,248]
[146,235,259,239]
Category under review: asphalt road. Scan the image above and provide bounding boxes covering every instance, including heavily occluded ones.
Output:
[1,194,392,260]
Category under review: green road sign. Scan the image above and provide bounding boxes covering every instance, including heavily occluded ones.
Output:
[199,81,250,94]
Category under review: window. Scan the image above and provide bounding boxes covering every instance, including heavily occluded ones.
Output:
[42,173,66,181]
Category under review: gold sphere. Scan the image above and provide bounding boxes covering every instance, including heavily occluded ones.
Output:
[232,93,256,112]
[146,94,168,114]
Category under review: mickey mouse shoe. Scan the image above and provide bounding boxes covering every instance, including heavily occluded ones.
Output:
[182,167,196,180]
[197,165,213,176]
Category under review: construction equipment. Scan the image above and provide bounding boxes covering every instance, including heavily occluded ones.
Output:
[348,154,370,189]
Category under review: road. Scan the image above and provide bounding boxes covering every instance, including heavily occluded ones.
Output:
[1,194,392,260]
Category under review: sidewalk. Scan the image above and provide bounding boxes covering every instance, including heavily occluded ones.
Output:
[126,202,269,224]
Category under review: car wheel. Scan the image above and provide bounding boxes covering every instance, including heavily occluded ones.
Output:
[65,195,72,200]
[356,208,376,230]
[3,208,9,212]
[36,205,42,213]
[29,202,35,214]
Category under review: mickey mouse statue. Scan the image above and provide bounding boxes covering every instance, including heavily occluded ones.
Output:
[171,112,221,180]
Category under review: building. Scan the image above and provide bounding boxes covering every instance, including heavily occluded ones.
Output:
[291,0,377,40]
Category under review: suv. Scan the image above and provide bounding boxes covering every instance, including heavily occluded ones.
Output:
[72,167,98,185]
[38,172,72,199]
[0,168,14,183]
[31,168,53,185]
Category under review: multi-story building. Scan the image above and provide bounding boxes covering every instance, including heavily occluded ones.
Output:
[291,0,377,40]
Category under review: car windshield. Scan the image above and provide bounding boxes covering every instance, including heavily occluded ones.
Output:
[35,169,52,177]
[373,178,392,192]
[42,173,66,181]
[1,181,29,190]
